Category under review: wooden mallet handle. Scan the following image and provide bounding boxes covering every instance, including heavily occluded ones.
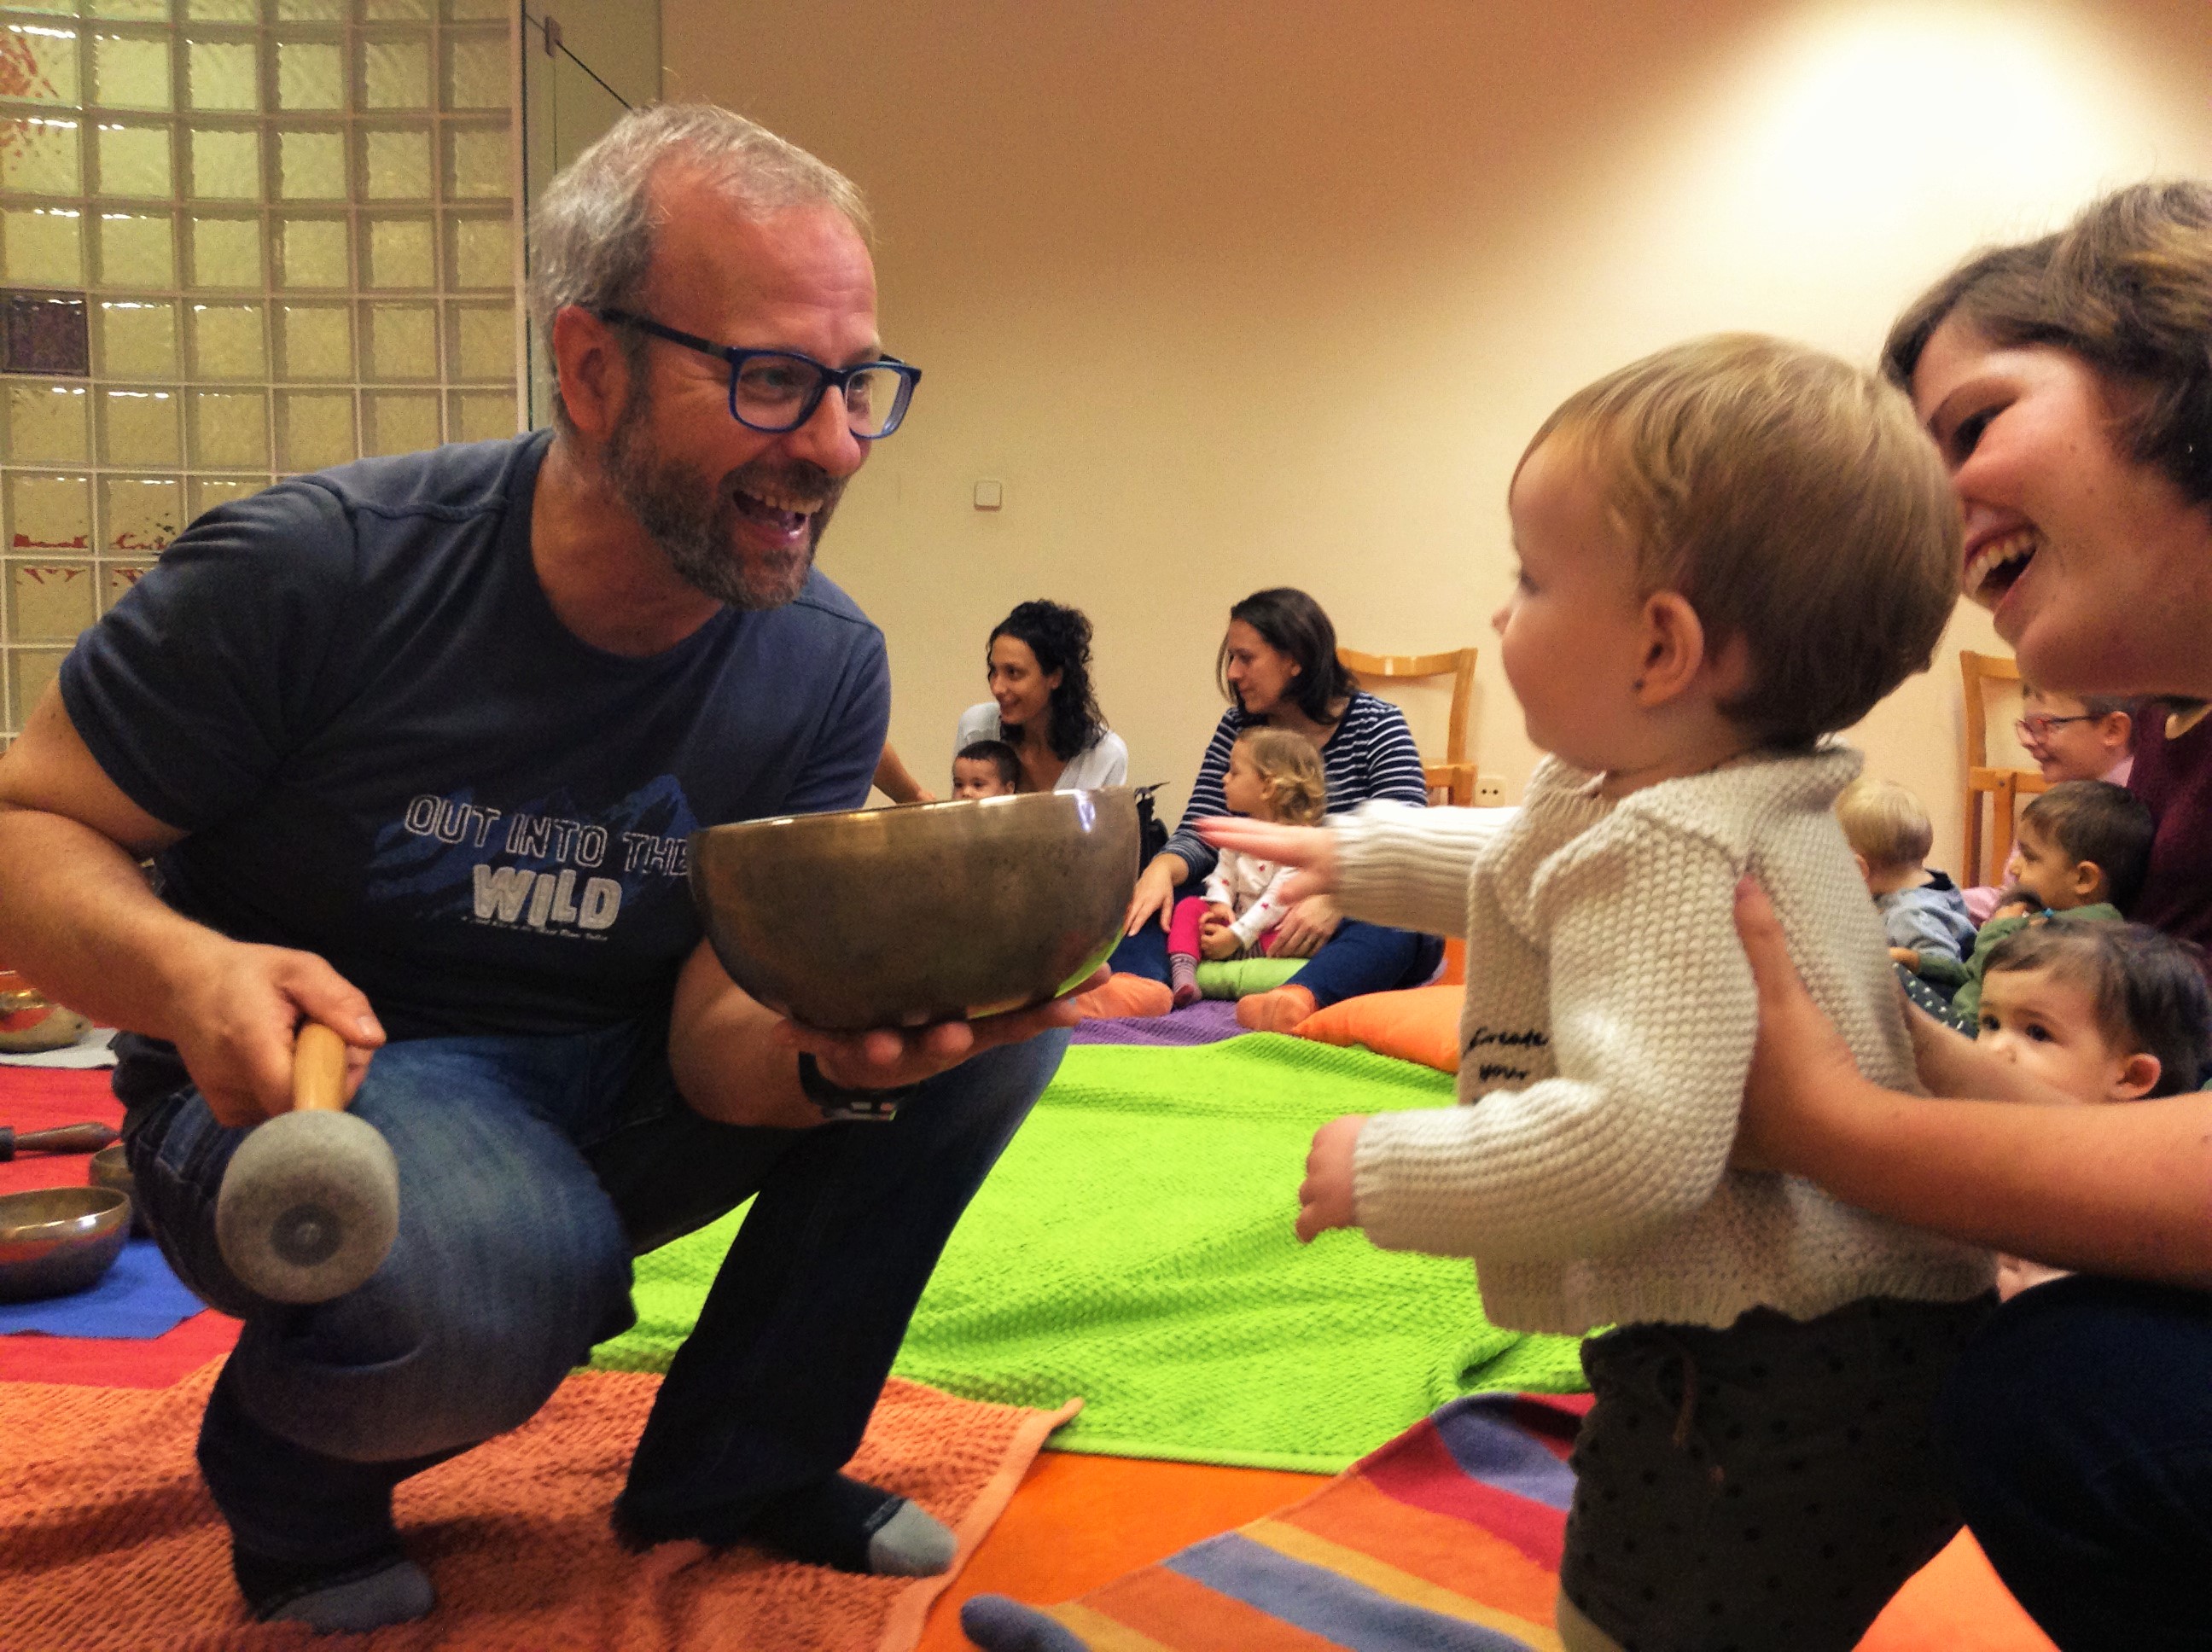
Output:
[292,1023,351,1114]
[0,1122,119,1160]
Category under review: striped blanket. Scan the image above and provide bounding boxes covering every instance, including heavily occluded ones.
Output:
[960,1391,1590,1650]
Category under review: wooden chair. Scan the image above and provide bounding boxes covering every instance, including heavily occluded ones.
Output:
[1336,646,1478,806]
[1960,649,2047,887]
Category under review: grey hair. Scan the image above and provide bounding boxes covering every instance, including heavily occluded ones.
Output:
[527,102,871,428]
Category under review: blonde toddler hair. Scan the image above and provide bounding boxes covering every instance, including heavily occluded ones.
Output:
[1522,334,1961,749]
[1835,777,1934,872]
[1237,728,1327,827]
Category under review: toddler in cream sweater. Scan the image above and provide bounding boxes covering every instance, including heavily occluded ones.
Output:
[1204,335,1995,1652]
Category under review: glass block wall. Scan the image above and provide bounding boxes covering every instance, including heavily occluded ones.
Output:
[0,0,521,742]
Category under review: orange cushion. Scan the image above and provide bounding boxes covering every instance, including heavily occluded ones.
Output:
[1295,983,1461,1073]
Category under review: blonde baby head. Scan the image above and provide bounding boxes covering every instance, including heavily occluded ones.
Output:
[1221,728,1326,827]
[1498,334,1960,789]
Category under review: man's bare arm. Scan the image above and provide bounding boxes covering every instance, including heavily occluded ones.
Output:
[668,937,1096,1129]
[0,683,381,1124]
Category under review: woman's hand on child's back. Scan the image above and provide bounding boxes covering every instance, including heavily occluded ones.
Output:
[1731,876,1871,1173]
[1296,1114,1366,1242]
[1196,818,1337,899]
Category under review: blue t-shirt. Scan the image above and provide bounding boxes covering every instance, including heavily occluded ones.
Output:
[61,431,889,1042]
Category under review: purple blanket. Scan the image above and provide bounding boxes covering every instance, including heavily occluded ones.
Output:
[1071,998,1247,1047]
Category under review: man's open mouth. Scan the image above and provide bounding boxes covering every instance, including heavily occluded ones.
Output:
[1964,526,2038,609]
[731,484,822,535]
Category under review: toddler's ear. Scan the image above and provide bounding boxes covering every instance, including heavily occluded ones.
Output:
[1633,590,1711,706]
[2072,858,2110,903]
[2114,1051,2163,1102]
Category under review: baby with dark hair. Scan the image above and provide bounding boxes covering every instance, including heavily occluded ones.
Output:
[950,740,1019,800]
[1973,921,2212,1294]
[1951,779,2156,1026]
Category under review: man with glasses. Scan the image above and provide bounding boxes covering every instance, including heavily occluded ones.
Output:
[0,105,1074,1633]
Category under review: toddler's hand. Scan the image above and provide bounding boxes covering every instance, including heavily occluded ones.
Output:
[1197,818,1337,899]
[1199,914,1241,961]
[1296,1114,1366,1242]
[1889,946,1921,971]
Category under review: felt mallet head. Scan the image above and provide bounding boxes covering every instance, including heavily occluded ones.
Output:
[213,1024,399,1304]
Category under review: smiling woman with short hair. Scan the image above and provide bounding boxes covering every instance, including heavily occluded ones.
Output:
[1734,179,2212,1651]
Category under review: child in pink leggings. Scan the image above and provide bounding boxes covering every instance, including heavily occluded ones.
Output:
[1167,728,1325,1007]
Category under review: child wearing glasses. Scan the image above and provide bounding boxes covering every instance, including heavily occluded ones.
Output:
[2017,685,2135,788]
[1948,780,2155,1027]
[1202,334,1994,1652]
[1966,922,2211,1296]
[1965,687,2139,922]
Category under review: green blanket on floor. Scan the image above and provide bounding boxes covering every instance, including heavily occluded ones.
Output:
[589,1034,1586,1474]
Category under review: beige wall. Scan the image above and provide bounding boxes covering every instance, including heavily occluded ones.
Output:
[662,0,2212,870]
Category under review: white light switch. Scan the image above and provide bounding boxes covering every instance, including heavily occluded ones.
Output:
[973,480,1004,510]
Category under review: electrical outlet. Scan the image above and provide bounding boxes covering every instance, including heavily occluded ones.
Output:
[1476,774,1507,805]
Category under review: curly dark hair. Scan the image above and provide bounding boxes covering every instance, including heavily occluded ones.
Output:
[1882,181,2212,508]
[1217,588,1359,724]
[988,600,1107,763]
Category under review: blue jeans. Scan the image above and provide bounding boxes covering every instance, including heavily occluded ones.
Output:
[121,1017,1067,1565]
[1109,917,1441,1009]
[1937,1274,2212,1649]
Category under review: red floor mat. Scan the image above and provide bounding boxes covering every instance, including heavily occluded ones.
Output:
[0,1062,242,1387]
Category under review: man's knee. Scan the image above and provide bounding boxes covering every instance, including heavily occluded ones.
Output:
[233,1181,633,1461]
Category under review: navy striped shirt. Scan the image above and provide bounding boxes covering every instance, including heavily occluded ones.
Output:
[1161,690,1429,881]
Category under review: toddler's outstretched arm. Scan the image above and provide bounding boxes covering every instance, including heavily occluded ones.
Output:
[1196,818,1336,899]
[1355,826,1757,1261]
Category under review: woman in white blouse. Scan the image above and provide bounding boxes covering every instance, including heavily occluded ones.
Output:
[874,599,1126,800]
[957,599,1126,792]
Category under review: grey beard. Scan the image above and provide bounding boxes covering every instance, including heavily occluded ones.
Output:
[602,395,843,612]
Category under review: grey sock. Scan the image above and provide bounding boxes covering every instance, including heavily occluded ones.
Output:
[865,1498,958,1576]
[263,1557,435,1634]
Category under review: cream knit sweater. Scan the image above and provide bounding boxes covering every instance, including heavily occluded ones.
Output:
[1335,746,1994,1336]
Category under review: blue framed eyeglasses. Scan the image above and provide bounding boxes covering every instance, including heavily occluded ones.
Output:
[594,308,922,439]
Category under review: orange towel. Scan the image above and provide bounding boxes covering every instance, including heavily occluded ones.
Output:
[0,1361,1077,1652]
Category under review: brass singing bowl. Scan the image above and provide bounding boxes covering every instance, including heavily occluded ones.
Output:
[690,788,1139,1032]
[0,1185,131,1302]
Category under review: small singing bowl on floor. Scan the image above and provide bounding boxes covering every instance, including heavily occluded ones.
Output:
[89,1142,149,1236]
[0,1186,131,1302]
[690,788,1139,1032]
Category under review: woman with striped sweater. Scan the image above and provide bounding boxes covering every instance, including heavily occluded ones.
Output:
[1109,587,1441,1028]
